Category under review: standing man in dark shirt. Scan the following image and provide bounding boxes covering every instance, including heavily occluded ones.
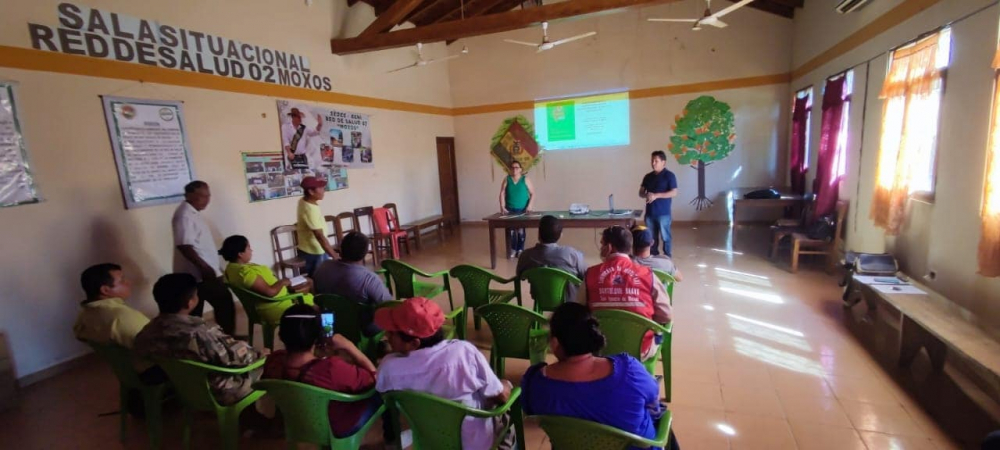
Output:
[639,151,679,257]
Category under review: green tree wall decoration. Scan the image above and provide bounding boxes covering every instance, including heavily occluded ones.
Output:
[668,96,736,211]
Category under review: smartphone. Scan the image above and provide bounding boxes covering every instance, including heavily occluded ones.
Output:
[321,312,335,338]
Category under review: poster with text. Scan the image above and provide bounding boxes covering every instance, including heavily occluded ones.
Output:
[102,96,195,209]
[0,82,40,208]
[276,100,373,170]
[242,152,347,203]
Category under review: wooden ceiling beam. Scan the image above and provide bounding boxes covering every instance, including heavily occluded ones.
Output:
[482,0,525,15]
[331,0,681,54]
[405,0,454,24]
[433,0,511,24]
[765,0,804,8]
[727,0,794,18]
[360,0,428,37]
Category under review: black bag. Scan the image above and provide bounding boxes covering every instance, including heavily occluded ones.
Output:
[744,188,780,199]
[806,215,836,241]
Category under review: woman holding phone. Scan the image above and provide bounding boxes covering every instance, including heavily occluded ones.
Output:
[262,304,381,437]
[498,160,535,258]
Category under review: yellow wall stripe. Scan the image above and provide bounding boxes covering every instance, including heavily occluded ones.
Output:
[0,45,454,116]
[791,0,943,80]
[0,45,792,117]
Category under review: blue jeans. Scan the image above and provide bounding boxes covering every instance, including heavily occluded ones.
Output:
[298,250,329,277]
[505,207,527,253]
[645,214,672,257]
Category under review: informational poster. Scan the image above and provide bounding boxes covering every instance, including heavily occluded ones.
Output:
[242,152,347,203]
[0,82,40,208]
[276,100,374,170]
[102,96,195,209]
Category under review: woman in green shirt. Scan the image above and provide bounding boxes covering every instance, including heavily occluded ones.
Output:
[219,235,314,323]
[498,160,535,258]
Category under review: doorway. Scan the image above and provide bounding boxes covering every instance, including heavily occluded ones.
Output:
[436,137,460,227]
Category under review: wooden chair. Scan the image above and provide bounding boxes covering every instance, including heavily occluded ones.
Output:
[384,202,418,248]
[324,215,340,251]
[333,211,375,267]
[790,200,848,273]
[770,195,815,258]
[271,225,305,278]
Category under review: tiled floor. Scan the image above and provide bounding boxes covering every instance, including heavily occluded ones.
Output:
[0,224,972,449]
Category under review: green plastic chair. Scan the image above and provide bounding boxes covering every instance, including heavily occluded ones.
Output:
[88,342,169,449]
[314,293,384,359]
[381,260,452,302]
[226,284,305,349]
[535,412,673,449]
[651,270,676,305]
[520,267,581,314]
[591,309,673,403]
[476,303,549,379]
[449,264,521,336]
[374,299,464,340]
[252,380,385,450]
[383,388,525,450]
[375,268,393,296]
[156,358,266,450]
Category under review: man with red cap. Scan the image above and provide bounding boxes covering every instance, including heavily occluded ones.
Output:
[296,176,336,276]
[578,226,672,361]
[375,297,516,449]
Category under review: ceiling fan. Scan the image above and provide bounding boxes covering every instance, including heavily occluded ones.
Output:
[503,22,597,53]
[386,42,468,73]
[647,0,755,30]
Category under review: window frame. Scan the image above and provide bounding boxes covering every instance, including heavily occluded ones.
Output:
[794,86,814,169]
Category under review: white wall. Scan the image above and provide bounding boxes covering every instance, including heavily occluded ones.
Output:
[447,0,794,222]
[790,0,1000,321]
[0,0,454,378]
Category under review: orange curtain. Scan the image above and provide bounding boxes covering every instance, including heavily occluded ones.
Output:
[869,33,946,234]
[978,48,1000,277]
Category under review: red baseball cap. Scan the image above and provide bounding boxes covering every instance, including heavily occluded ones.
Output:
[300,176,326,190]
[373,297,444,338]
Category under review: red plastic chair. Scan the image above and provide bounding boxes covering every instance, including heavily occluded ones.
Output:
[373,207,409,260]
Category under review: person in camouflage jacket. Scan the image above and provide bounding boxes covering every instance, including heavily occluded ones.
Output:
[135,273,265,406]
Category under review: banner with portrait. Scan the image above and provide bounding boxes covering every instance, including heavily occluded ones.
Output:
[276,100,374,170]
[241,152,347,203]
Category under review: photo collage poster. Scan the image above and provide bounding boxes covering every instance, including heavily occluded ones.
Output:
[242,152,347,203]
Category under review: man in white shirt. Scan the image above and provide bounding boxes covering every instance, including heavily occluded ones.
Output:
[281,107,323,170]
[172,180,235,334]
[375,297,516,450]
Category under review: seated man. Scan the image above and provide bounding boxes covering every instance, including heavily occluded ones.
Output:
[516,215,587,301]
[314,231,393,336]
[631,227,683,281]
[135,273,265,406]
[578,226,672,361]
[74,263,150,350]
[74,263,164,417]
[375,297,516,450]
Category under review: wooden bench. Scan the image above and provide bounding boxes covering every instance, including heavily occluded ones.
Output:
[402,214,452,250]
[852,278,1000,404]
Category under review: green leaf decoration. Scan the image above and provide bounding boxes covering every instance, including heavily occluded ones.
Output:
[668,96,735,166]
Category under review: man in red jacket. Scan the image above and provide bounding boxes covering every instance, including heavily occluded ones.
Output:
[578,226,672,360]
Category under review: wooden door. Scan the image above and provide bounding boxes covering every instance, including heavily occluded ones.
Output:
[436,137,460,227]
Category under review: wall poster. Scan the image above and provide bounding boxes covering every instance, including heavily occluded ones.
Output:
[241,152,347,203]
[276,100,374,170]
[101,95,195,209]
[0,82,40,208]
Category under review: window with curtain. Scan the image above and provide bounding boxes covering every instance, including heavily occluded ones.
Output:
[790,87,813,195]
[813,71,853,219]
[979,46,1000,276]
[870,28,952,234]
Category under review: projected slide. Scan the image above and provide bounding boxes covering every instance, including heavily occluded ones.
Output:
[534,92,630,150]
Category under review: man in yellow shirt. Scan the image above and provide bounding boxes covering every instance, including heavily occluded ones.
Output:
[297,176,337,276]
[73,263,166,417]
[73,263,149,349]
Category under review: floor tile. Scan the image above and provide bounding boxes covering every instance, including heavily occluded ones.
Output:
[858,431,938,450]
[779,395,852,427]
[724,412,798,450]
[826,374,902,405]
[671,381,725,410]
[721,385,786,418]
[788,422,866,450]
[839,400,927,437]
